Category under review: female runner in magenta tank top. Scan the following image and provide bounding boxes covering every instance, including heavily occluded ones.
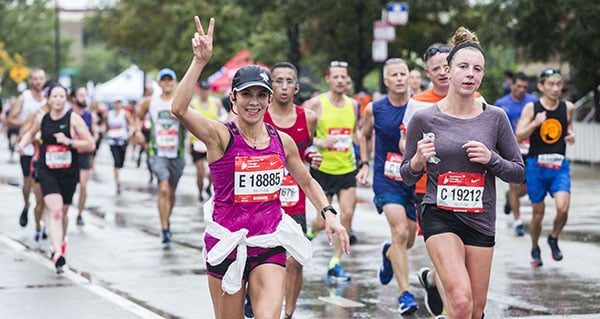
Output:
[170,17,350,319]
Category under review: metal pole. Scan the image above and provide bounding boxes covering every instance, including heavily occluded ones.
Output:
[55,0,60,79]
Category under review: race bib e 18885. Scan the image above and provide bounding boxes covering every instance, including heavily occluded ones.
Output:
[234,154,284,203]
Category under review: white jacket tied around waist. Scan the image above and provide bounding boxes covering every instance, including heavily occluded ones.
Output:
[203,198,313,294]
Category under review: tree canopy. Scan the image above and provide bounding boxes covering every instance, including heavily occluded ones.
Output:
[2,0,600,120]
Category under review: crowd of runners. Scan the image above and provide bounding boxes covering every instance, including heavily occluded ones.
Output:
[0,16,577,319]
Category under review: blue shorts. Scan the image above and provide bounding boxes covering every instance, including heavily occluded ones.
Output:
[525,157,571,203]
[373,192,416,221]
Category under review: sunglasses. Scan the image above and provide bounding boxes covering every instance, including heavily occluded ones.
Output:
[422,44,451,62]
[273,78,297,86]
[539,68,561,82]
[329,61,348,68]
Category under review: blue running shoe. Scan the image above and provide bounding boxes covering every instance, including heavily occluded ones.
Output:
[547,235,563,261]
[515,223,525,236]
[398,291,418,315]
[162,229,172,248]
[378,242,393,285]
[327,263,352,282]
[531,246,543,267]
[418,267,443,316]
[244,292,254,318]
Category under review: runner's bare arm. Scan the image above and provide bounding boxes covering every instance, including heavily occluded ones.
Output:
[133,97,150,144]
[16,114,42,153]
[69,112,96,153]
[282,132,350,254]
[7,94,25,128]
[356,102,374,185]
[171,16,227,159]
[515,102,544,143]
[565,101,576,145]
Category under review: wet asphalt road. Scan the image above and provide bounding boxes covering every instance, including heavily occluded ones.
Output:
[1,140,599,319]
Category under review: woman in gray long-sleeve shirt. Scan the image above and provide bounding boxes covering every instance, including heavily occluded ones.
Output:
[400,27,524,319]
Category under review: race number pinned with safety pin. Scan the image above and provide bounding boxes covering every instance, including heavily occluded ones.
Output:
[384,152,403,181]
[437,172,485,213]
[537,153,564,169]
[280,168,299,207]
[45,144,72,169]
[234,154,284,203]
[328,128,352,152]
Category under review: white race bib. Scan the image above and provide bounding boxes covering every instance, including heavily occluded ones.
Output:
[327,128,352,152]
[537,153,564,169]
[234,154,284,203]
[45,144,72,169]
[384,152,403,181]
[437,172,484,213]
[280,170,299,207]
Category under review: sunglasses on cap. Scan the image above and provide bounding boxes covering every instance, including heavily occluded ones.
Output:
[329,61,348,68]
[422,44,450,62]
[385,58,406,65]
[539,68,561,82]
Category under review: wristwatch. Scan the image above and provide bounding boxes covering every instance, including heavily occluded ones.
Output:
[358,160,369,169]
[320,205,338,219]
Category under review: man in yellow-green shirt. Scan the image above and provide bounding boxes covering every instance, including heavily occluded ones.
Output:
[302,61,359,282]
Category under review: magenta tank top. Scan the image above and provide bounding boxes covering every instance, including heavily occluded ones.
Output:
[205,121,286,256]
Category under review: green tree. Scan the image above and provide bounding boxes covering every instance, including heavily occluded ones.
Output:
[0,0,70,95]
[482,0,600,121]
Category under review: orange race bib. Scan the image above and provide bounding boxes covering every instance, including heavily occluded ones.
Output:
[384,152,403,181]
[437,172,484,213]
[45,144,72,169]
[234,154,284,203]
[327,128,352,152]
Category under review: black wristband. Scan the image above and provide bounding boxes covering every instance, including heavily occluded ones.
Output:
[320,204,338,219]
[358,160,369,169]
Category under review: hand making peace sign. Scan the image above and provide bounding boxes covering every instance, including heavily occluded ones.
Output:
[192,16,214,65]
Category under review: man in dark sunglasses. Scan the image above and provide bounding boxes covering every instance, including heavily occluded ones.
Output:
[302,60,359,283]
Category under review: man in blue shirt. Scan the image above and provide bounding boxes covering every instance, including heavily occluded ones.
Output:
[494,72,538,236]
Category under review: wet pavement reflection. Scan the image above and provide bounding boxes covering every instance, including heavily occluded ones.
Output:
[1,143,599,318]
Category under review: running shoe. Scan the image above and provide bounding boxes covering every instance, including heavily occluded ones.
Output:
[19,207,28,227]
[306,227,316,241]
[349,230,358,245]
[162,229,172,247]
[327,263,352,282]
[514,220,525,236]
[76,215,85,226]
[530,246,543,267]
[244,292,254,318]
[205,187,212,197]
[378,242,393,285]
[547,235,563,261]
[398,291,419,315]
[33,230,43,248]
[51,251,66,273]
[503,191,511,215]
[418,267,444,316]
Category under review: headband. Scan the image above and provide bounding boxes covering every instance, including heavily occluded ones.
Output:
[446,42,485,64]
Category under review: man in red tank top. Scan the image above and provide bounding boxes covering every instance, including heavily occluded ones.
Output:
[261,62,320,319]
